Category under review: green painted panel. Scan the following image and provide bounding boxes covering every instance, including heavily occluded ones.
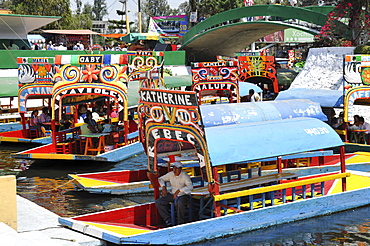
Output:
[0,77,18,97]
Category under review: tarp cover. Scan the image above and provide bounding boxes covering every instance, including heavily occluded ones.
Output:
[200,99,327,128]
[0,14,59,39]
[205,117,343,166]
[276,87,344,107]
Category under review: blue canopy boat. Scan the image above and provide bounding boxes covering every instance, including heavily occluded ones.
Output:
[58,88,370,245]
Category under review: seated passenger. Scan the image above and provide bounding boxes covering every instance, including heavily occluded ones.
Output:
[102,119,112,133]
[30,109,43,136]
[86,112,99,133]
[155,162,193,226]
[60,114,72,130]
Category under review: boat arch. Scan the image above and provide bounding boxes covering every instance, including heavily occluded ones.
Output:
[51,82,128,121]
[145,123,212,181]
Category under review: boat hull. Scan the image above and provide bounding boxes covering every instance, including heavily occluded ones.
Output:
[59,169,370,245]
[59,183,370,245]
[12,141,144,163]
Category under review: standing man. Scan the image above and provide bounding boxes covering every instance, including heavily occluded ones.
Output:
[248,89,262,102]
[155,162,193,226]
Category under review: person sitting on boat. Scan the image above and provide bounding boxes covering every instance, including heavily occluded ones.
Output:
[60,114,72,131]
[30,110,42,136]
[39,107,51,129]
[85,112,100,133]
[78,105,88,123]
[155,161,193,226]
[102,119,112,133]
[358,117,370,144]
[92,107,100,122]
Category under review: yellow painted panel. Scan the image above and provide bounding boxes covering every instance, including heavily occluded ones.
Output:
[0,137,22,142]
[0,176,17,230]
[31,153,75,160]
[346,152,370,164]
[85,222,151,236]
[69,174,117,188]
[214,173,351,202]
[330,174,370,194]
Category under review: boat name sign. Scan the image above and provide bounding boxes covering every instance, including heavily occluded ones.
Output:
[140,90,197,106]
[78,55,103,64]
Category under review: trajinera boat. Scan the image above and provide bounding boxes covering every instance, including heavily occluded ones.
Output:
[66,57,316,195]
[59,71,370,245]
[10,51,166,162]
[66,54,359,195]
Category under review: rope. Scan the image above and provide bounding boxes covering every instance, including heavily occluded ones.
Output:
[17,179,74,194]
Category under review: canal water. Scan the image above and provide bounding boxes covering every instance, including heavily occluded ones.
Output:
[1,143,370,245]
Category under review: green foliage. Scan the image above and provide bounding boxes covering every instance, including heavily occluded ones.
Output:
[11,0,73,29]
[354,45,370,54]
[92,0,107,21]
[196,0,244,18]
[141,0,175,32]
[315,0,370,47]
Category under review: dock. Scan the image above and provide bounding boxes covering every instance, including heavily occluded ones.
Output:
[0,195,104,246]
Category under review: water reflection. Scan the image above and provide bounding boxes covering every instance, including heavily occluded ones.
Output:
[1,143,370,245]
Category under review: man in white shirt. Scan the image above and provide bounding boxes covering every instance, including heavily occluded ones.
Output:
[155,161,193,226]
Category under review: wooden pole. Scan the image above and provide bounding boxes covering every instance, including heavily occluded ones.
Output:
[340,145,347,192]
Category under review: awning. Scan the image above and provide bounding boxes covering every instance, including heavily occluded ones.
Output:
[200,99,328,128]
[42,29,100,35]
[205,117,343,166]
[99,33,127,38]
[27,34,46,42]
[276,88,344,108]
[0,14,60,39]
[120,32,161,43]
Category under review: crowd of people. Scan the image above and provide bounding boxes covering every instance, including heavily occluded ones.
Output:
[331,112,370,144]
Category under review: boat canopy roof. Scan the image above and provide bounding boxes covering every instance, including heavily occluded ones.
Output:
[205,117,343,166]
[200,99,327,128]
[275,88,343,108]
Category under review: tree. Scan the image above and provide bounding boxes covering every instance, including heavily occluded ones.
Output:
[92,0,107,21]
[141,0,175,32]
[69,3,93,29]
[316,0,370,46]
[195,0,243,18]
[11,0,73,29]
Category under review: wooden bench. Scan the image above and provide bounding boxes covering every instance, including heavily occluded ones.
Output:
[55,127,81,154]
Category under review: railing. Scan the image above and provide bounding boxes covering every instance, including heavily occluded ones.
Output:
[214,172,350,213]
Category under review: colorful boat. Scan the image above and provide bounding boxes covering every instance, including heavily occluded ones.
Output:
[0,57,56,144]
[58,87,370,245]
[11,51,165,162]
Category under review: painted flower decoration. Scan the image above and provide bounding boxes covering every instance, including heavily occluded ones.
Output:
[82,65,99,83]
[361,67,370,85]
[38,66,48,77]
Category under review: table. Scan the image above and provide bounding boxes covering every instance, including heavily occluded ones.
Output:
[80,133,109,155]
[349,129,368,144]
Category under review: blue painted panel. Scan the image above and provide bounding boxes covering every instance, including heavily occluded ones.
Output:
[205,117,343,166]
[200,99,327,128]
[276,88,344,108]
[269,99,328,121]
